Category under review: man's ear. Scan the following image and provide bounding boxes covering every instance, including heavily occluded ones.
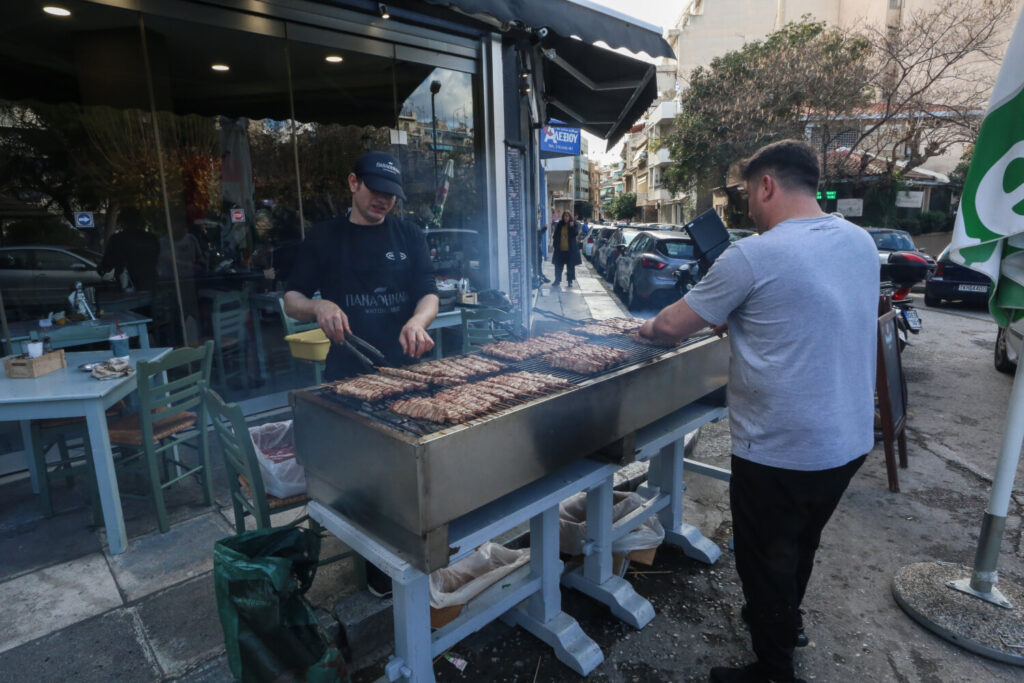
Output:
[760,174,775,200]
[347,173,360,192]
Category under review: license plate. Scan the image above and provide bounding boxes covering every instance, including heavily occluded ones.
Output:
[903,309,921,331]
[958,284,988,293]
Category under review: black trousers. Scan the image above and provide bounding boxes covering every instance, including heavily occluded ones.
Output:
[552,251,575,284]
[729,454,866,680]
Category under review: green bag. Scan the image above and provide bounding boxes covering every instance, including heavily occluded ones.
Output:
[213,526,348,682]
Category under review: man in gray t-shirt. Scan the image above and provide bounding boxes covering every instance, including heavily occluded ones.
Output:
[639,140,878,683]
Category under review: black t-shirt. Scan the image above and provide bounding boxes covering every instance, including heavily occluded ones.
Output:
[288,212,438,380]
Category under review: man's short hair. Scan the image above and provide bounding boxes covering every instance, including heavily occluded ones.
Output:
[739,140,820,195]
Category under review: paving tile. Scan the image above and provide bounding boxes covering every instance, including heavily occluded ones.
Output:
[0,607,161,682]
[0,552,122,654]
[134,573,224,677]
[106,511,233,602]
[167,654,234,682]
[0,508,102,582]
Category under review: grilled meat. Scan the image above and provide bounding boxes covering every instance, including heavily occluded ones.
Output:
[544,344,629,374]
[332,373,427,401]
[479,333,586,360]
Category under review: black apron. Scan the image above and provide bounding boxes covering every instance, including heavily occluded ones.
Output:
[325,223,416,380]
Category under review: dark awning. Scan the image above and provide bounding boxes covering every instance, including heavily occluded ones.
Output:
[538,33,657,147]
[421,0,674,59]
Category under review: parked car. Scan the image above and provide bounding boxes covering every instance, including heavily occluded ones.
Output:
[595,228,641,281]
[587,227,617,262]
[865,228,937,289]
[612,231,697,310]
[0,245,115,311]
[923,245,992,307]
[996,317,1024,374]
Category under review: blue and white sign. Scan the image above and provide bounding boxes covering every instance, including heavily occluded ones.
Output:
[540,124,581,156]
[74,212,94,228]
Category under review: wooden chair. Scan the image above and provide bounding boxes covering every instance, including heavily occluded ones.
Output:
[206,387,313,532]
[209,291,249,390]
[205,388,358,573]
[461,307,516,353]
[276,296,323,383]
[107,341,214,533]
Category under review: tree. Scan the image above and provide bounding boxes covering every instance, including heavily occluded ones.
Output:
[831,0,1015,187]
[606,192,637,221]
[662,19,872,196]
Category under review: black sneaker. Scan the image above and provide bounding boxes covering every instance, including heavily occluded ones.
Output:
[709,663,806,683]
[740,605,809,647]
[366,564,392,599]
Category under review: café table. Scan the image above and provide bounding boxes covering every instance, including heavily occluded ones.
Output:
[4,312,152,354]
[0,347,171,554]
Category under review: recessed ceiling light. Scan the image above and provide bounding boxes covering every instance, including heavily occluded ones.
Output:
[325,55,343,63]
[43,6,71,17]
[211,64,230,72]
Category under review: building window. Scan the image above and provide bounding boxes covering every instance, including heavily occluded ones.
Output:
[889,0,901,8]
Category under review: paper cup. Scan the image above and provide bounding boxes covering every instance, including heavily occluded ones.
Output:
[109,333,129,359]
[27,341,44,358]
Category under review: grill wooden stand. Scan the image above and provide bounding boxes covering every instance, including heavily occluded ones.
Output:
[309,401,728,682]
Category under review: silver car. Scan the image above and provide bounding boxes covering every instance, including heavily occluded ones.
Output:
[612,230,697,311]
[995,317,1024,374]
[0,245,113,310]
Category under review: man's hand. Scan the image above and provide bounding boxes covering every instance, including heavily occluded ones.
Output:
[711,322,728,338]
[315,299,351,343]
[400,320,435,358]
[638,318,657,340]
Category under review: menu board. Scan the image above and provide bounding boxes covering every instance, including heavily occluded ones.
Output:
[505,147,528,329]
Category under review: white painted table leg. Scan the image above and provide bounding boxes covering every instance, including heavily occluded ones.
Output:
[388,570,434,683]
[649,441,720,565]
[504,507,604,676]
[20,420,40,494]
[84,401,128,554]
[561,477,655,629]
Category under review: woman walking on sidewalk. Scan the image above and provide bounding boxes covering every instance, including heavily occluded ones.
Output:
[551,211,581,286]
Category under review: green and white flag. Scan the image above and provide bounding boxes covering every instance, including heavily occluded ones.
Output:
[951,7,1024,327]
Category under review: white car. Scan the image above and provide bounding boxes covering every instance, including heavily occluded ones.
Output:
[995,318,1024,374]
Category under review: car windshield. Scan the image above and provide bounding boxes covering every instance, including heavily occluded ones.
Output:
[658,240,695,259]
[871,231,915,251]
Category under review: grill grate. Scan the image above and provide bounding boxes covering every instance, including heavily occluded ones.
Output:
[311,331,700,438]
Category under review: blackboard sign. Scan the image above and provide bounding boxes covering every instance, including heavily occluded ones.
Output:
[876,310,908,492]
[505,146,527,329]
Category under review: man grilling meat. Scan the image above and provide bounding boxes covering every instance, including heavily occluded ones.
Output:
[284,151,439,599]
[284,151,439,382]
[639,140,878,683]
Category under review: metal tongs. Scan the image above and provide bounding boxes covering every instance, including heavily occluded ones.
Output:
[337,332,387,371]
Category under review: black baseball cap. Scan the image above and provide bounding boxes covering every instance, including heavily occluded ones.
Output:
[353,151,406,200]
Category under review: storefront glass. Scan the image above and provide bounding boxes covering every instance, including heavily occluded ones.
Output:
[0,0,485,414]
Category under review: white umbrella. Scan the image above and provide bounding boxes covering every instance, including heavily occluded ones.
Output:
[893,6,1024,666]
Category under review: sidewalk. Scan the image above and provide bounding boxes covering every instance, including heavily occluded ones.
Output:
[531,257,630,333]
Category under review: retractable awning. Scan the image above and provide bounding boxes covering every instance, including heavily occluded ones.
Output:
[421,0,673,59]
[423,0,672,146]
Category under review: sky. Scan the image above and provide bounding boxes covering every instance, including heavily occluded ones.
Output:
[579,0,688,162]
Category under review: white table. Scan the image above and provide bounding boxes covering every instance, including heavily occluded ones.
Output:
[0,348,172,554]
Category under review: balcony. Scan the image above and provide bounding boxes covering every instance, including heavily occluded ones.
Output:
[651,100,679,125]
[649,188,674,202]
[636,191,649,204]
[652,146,672,167]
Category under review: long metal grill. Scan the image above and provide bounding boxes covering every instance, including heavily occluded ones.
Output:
[311,330,704,438]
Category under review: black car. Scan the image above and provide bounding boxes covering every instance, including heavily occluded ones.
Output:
[923,245,992,307]
[586,227,616,262]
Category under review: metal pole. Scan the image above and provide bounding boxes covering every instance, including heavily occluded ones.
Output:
[949,347,1024,607]
[431,92,439,193]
